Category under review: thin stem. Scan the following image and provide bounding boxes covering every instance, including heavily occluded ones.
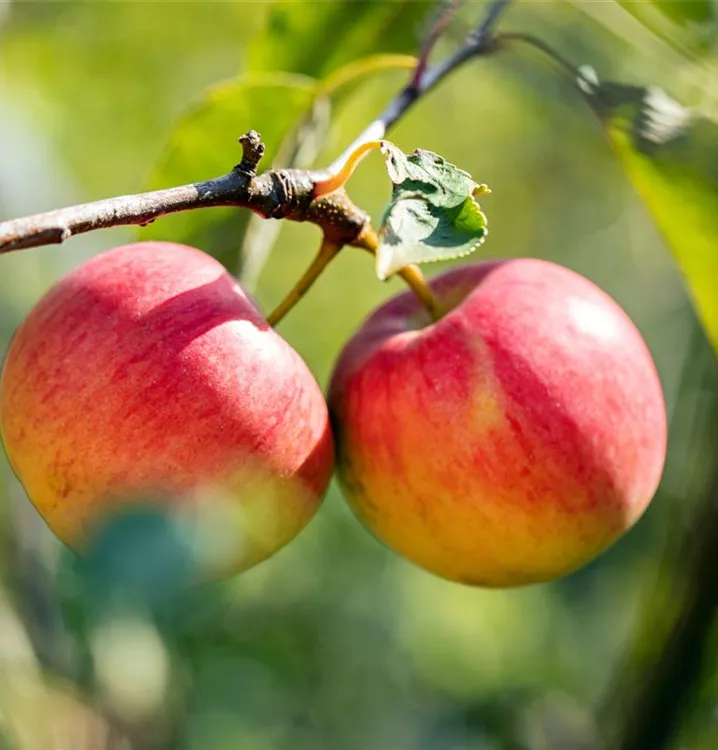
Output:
[397,265,445,323]
[471,0,513,45]
[354,226,444,322]
[266,238,341,326]
[411,0,468,89]
[319,54,417,96]
[329,0,515,174]
[494,31,584,81]
[313,141,384,198]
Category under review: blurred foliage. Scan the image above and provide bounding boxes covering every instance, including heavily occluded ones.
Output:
[1,2,718,750]
[596,83,718,356]
[572,0,718,61]
[616,0,716,54]
[248,0,428,77]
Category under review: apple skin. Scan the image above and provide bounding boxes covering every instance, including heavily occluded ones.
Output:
[328,259,667,587]
[0,242,334,578]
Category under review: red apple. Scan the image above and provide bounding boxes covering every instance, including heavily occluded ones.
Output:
[0,242,333,579]
[329,259,667,587]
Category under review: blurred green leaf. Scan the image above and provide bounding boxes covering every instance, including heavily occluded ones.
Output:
[83,506,196,602]
[615,0,716,54]
[619,0,714,28]
[141,74,316,273]
[587,75,718,354]
[249,0,428,77]
[376,143,489,279]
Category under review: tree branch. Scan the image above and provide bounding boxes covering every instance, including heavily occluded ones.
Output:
[494,31,584,82]
[330,0,513,173]
[0,132,285,254]
[0,174,245,253]
[410,0,467,89]
[0,0,514,255]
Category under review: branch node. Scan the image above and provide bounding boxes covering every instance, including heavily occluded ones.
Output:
[237,130,266,175]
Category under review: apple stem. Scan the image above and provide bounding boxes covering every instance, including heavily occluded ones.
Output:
[312,140,384,198]
[266,238,341,326]
[354,227,445,322]
[397,265,445,323]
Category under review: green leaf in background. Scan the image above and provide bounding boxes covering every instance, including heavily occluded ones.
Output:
[376,143,489,280]
[585,72,718,354]
[615,0,716,54]
[620,0,714,28]
[141,74,316,274]
[249,0,429,77]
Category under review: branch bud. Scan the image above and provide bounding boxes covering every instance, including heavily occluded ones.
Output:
[237,130,266,175]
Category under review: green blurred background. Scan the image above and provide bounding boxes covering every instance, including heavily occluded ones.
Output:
[0,1,717,749]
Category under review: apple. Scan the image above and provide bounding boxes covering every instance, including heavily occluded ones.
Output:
[328,258,667,587]
[0,242,334,579]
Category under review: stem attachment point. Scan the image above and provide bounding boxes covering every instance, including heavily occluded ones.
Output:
[354,226,445,323]
[312,140,384,198]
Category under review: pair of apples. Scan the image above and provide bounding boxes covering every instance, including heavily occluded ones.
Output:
[0,242,667,587]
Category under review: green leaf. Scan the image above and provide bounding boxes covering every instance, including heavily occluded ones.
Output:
[141,74,316,274]
[376,143,489,280]
[585,74,718,354]
[615,0,716,54]
[249,0,429,78]
[619,0,714,28]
